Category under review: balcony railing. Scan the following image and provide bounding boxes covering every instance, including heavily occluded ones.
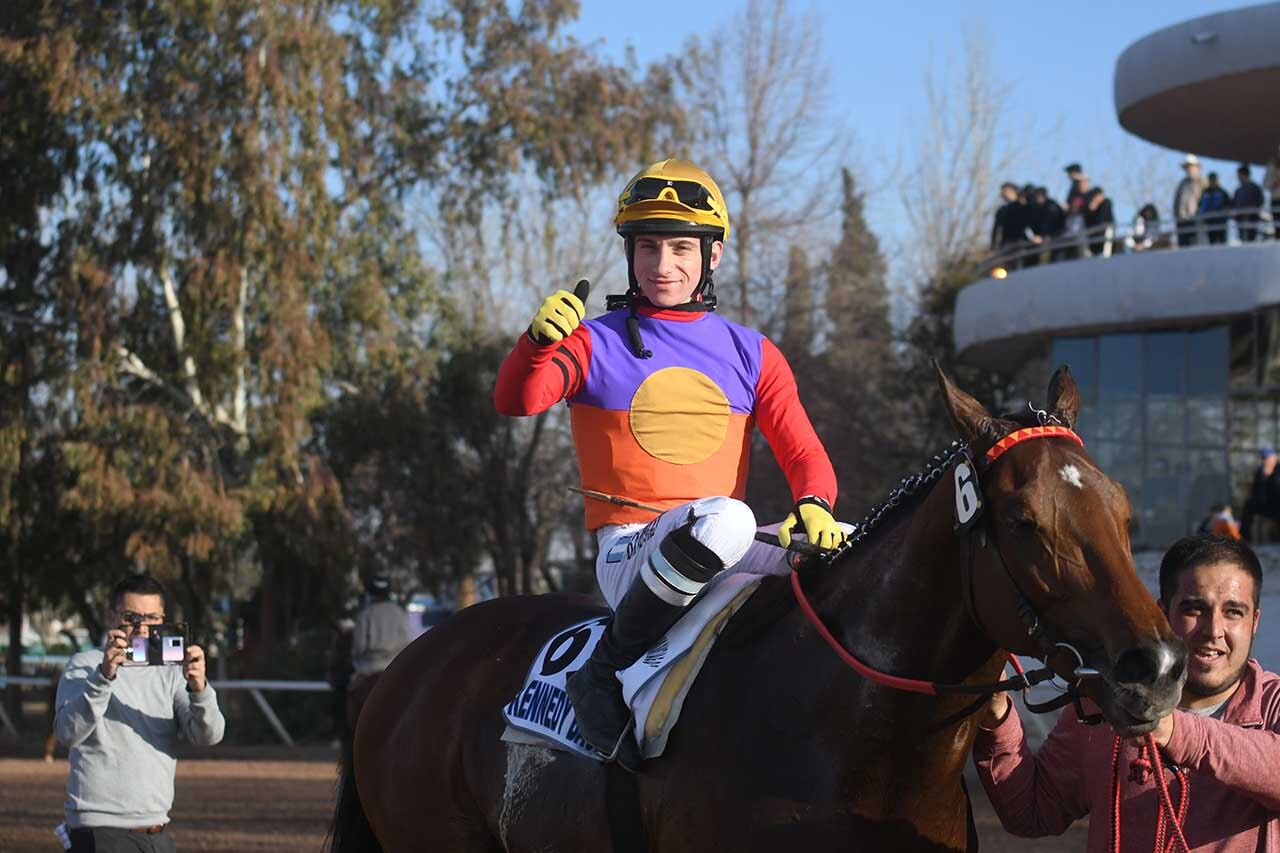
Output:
[981,205,1277,278]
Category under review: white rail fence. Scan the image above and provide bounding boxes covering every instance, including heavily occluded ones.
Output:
[0,675,331,748]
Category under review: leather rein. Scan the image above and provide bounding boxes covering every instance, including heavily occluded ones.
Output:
[789,425,1102,717]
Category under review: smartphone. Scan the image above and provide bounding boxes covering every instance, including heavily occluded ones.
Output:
[123,623,188,666]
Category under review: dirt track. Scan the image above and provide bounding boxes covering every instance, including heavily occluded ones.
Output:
[0,750,1084,852]
[0,755,336,852]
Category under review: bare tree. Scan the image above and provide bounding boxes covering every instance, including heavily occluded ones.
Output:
[898,34,1023,286]
[681,0,847,330]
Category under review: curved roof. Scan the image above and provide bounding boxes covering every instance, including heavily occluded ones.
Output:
[1114,2,1280,164]
[954,243,1280,370]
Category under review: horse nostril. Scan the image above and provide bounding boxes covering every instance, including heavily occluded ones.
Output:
[1113,644,1178,687]
[1113,642,1186,687]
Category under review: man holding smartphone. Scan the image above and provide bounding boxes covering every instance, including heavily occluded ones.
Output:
[54,573,225,851]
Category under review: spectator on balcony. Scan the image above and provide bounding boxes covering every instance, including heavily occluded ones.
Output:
[1264,152,1280,240]
[1019,184,1043,267]
[1174,154,1206,246]
[1083,186,1114,257]
[991,182,1027,264]
[1125,203,1160,252]
[1064,163,1086,212]
[1199,172,1231,245]
[1031,187,1066,261]
[1063,174,1091,261]
[1233,164,1264,242]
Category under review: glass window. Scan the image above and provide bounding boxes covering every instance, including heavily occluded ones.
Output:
[1188,398,1226,448]
[1076,401,1098,442]
[1230,315,1255,391]
[1143,446,1189,548]
[1259,308,1280,387]
[1098,441,1143,542]
[1186,327,1226,396]
[1146,332,1186,396]
[1188,449,1230,538]
[1229,396,1259,449]
[1050,337,1098,403]
[1096,398,1142,442]
[1099,335,1142,396]
[1147,397,1186,446]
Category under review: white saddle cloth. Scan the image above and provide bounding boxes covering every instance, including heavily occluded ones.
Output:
[501,572,762,760]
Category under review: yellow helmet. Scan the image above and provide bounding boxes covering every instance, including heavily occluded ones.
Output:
[614,159,730,243]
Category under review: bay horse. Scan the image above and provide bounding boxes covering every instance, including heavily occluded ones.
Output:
[329,366,1186,852]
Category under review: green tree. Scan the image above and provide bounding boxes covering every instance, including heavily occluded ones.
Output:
[809,169,904,518]
[0,0,84,718]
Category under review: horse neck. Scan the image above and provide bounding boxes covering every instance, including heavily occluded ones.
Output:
[808,476,998,685]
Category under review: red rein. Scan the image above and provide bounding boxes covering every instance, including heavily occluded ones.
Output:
[790,424,1192,852]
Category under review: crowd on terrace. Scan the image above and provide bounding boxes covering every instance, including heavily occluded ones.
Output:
[989,154,1280,271]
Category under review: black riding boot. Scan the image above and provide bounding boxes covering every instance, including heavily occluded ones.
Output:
[566,526,723,770]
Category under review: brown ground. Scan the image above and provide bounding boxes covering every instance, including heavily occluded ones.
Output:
[0,747,338,853]
[0,745,1085,852]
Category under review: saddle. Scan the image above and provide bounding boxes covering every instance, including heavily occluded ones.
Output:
[501,573,761,761]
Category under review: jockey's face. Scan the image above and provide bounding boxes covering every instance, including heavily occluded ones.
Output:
[633,234,723,308]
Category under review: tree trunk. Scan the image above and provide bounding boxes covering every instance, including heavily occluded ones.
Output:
[457,574,476,609]
[6,570,23,731]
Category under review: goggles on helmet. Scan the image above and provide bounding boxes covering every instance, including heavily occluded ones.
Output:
[622,178,719,213]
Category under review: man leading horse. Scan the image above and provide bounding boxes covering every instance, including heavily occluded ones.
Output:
[493,158,845,769]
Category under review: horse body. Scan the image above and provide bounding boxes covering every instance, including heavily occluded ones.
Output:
[336,367,1186,852]
[353,483,1009,851]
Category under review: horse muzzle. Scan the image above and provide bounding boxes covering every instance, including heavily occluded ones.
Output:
[1090,640,1187,733]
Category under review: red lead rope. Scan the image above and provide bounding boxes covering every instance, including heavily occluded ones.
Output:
[791,569,1193,851]
[1111,733,1192,853]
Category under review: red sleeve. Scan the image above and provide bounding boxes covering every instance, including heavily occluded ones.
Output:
[971,703,1092,837]
[753,338,837,507]
[493,328,592,416]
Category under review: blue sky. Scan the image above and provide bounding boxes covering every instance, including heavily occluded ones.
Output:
[568,1,1254,248]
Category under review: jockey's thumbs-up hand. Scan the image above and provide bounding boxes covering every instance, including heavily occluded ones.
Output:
[778,496,846,551]
[529,279,590,346]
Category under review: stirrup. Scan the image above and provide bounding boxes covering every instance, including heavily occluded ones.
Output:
[599,718,642,773]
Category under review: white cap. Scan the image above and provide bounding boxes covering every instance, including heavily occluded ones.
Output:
[1182,153,1200,167]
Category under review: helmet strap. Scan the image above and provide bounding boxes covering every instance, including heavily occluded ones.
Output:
[611,234,718,359]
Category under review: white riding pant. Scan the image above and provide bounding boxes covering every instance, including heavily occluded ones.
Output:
[593,496,791,610]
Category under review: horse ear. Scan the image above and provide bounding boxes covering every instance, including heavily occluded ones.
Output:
[933,360,998,448]
[1047,364,1081,428]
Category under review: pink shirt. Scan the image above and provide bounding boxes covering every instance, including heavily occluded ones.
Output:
[973,660,1280,852]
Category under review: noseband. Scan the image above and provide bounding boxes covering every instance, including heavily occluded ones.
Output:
[790,424,1103,720]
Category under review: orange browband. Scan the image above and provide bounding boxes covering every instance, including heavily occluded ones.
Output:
[983,425,1084,466]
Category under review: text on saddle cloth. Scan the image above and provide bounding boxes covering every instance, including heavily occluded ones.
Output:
[501,573,762,761]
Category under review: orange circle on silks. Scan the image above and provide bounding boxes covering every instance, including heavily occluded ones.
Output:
[629,367,730,464]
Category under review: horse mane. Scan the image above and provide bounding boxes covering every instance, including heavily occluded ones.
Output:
[725,400,1061,639]
[819,401,1059,564]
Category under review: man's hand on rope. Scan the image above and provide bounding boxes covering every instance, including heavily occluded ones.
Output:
[1127,711,1174,749]
[778,496,845,551]
[528,279,590,345]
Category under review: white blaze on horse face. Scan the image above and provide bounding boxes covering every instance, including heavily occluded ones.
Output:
[1059,464,1084,490]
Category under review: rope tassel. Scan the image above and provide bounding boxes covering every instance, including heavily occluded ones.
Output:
[1111,734,1191,853]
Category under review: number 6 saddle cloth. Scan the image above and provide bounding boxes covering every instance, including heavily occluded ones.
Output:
[501,572,762,761]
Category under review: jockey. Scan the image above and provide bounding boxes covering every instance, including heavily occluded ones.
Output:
[493,158,844,768]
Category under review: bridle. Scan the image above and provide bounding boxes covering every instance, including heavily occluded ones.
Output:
[790,423,1102,718]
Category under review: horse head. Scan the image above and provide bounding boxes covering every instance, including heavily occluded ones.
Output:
[937,364,1186,734]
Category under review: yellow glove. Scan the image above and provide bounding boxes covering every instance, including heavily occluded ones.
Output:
[778,497,845,551]
[529,279,590,345]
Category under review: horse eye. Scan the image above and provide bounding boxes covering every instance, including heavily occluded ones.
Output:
[1006,512,1037,532]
